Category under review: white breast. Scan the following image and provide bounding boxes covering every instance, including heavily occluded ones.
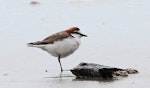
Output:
[43,37,81,58]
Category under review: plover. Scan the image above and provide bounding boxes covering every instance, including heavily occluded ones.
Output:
[27,27,87,72]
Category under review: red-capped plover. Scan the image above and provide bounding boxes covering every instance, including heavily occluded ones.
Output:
[27,27,87,72]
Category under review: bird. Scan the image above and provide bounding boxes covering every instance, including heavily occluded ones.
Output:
[27,27,87,72]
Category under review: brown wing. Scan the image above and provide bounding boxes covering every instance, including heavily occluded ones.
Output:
[29,31,70,45]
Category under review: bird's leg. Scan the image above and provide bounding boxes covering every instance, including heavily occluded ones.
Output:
[58,55,63,72]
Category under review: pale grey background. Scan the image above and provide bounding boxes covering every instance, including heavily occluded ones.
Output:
[0,0,150,88]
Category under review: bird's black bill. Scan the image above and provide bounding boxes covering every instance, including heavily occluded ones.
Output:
[81,33,87,37]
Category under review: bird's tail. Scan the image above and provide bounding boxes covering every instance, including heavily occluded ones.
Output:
[27,41,45,48]
[27,41,40,47]
[27,43,33,47]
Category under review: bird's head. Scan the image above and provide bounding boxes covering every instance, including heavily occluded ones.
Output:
[65,27,87,38]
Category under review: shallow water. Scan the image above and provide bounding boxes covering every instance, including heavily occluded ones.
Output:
[0,0,150,88]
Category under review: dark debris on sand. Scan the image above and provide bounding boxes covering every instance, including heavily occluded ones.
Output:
[30,1,40,5]
[71,62,138,79]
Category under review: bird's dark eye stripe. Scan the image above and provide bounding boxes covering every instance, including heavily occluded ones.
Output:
[72,32,86,36]
[72,32,80,34]
[72,32,82,35]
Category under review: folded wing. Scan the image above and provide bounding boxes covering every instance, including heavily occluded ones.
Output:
[28,31,70,46]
